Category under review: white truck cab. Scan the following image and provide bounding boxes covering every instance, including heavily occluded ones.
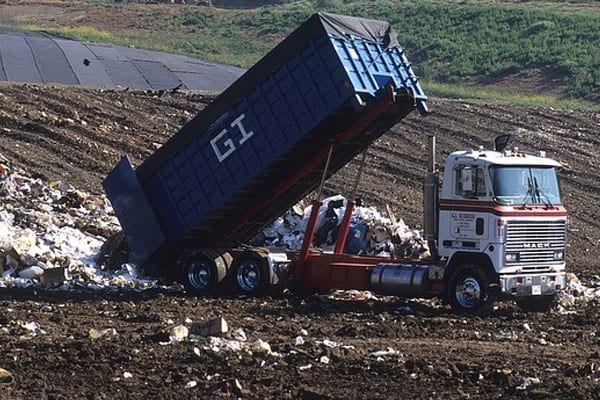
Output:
[431,142,567,313]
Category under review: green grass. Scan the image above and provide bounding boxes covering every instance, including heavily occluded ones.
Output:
[423,81,599,110]
[26,25,116,43]
[330,1,599,101]
[157,1,599,101]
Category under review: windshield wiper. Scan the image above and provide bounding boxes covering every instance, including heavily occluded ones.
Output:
[533,177,554,209]
[520,176,536,207]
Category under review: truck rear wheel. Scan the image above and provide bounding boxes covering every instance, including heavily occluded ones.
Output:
[446,265,495,316]
[231,252,269,296]
[180,250,232,296]
[516,295,555,313]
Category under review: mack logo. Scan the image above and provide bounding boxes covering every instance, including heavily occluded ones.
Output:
[522,242,551,249]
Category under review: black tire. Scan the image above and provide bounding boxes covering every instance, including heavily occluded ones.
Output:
[180,250,231,296]
[231,252,269,296]
[446,265,496,316]
[516,295,556,313]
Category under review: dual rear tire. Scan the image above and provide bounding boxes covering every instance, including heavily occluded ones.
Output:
[180,249,232,296]
[230,252,270,296]
[180,249,269,296]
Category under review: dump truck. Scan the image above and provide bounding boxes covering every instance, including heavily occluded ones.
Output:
[103,13,567,315]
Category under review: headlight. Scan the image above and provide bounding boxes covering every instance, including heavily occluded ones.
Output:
[505,253,520,262]
[553,250,564,261]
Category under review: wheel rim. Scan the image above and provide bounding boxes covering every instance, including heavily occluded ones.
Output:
[187,260,212,290]
[236,259,261,292]
[455,276,481,310]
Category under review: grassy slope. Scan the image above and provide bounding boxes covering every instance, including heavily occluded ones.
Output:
[2,1,599,106]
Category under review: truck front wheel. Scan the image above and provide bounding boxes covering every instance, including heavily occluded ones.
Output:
[447,265,495,316]
[180,250,231,296]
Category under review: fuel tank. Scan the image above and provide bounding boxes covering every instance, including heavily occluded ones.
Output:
[370,263,431,298]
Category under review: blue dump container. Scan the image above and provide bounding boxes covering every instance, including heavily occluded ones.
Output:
[103,12,428,265]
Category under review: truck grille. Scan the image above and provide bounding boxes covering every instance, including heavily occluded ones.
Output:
[505,220,566,265]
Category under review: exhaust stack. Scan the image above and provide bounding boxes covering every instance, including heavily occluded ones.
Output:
[423,136,439,257]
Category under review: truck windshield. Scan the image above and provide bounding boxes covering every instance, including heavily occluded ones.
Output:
[490,166,561,206]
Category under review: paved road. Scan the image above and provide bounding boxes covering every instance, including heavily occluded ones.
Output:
[0,29,245,91]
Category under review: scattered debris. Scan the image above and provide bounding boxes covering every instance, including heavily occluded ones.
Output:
[169,325,189,343]
[320,339,343,348]
[0,368,13,385]
[185,380,197,389]
[232,378,245,396]
[558,273,600,310]
[232,328,247,342]
[193,317,228,337]
[317,339,355,350]
[40,267,68,288]
[20,321,41,333]
[250,339,272,354]
[0,160,154,291]
[206,337,243,353]
[89,328,117,340]
[494,331,519,341]
[370,348,398,358]
[516,376,541,391]
[193,347,202,357]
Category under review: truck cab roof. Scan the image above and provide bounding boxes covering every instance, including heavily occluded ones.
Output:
[448,148,562,168]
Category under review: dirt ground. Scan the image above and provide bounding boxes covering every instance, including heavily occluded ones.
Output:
[0,82,599,399]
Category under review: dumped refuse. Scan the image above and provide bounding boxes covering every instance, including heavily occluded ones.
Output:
[0,155,156,291]
[251,195,430,259]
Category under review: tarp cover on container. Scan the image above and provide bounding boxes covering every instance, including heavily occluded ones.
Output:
[317,12,399,48]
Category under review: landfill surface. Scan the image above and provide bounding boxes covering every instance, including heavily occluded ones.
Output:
[0,82,599,399]
[0,29,245,91]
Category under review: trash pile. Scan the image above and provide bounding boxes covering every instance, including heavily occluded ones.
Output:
[0,155,157,291]
[253,194,430,259]
[557,273,600,311]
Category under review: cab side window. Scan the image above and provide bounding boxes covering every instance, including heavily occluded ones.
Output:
[456,165,487,198]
